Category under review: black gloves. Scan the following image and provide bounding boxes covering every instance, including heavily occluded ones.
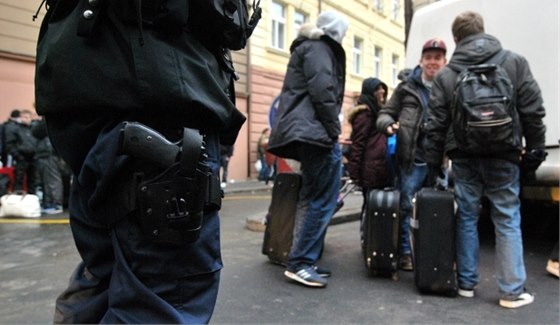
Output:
[520,149,547,184]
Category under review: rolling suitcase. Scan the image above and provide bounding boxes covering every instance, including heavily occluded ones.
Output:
[410,187,458,296]
[262,173,301,265]
[363,188,400,279]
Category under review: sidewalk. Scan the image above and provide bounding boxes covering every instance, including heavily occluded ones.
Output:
[223,179,362,232]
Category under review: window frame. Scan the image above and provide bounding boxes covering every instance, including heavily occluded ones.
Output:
[270,1,287,50]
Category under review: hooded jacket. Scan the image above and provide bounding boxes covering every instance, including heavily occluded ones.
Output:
[424,33,546,165]
[347,78,390,188]
[267,20,347,160]
[377,66,431,171]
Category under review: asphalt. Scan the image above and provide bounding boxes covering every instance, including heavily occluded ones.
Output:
[0,178,558,324]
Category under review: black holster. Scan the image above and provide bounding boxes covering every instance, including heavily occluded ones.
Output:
[136,161,212,246]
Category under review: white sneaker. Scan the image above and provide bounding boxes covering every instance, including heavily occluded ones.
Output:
[499,291,534,309]
[458,287,474,298]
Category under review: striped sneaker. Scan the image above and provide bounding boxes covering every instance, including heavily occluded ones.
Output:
[284,266,327,288]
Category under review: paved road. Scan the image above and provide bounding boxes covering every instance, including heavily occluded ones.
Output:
[0,189,558,324]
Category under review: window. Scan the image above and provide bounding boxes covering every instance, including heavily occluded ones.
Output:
[271,1,286,50]
[391,0,400,21]
[373,46,382,78]
[352,37,363,75]
[294,10,307,36]
[373,0,383,13]
[391,54,399,86]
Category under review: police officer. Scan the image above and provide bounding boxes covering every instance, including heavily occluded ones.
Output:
[35,0,259,323]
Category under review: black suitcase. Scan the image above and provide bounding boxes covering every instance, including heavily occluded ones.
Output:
[262,173,301,265]
[410,187,458,296]
[363,188,400,279]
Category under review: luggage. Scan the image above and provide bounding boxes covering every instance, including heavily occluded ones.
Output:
[363,188,400,279]
[410,187,458,296]
[262,173,301,265]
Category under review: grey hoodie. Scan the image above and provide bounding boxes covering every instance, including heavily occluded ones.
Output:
[316,10,349,44]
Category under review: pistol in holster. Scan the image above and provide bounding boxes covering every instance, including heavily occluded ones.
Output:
[118,121,222,246]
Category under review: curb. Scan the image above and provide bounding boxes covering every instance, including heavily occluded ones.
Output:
[245,209,361,233]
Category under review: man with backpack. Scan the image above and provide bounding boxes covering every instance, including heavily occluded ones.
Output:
[35,0,260,323]
[424,11,546,308]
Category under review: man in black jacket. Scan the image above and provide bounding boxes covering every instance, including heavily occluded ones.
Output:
[267,11,348,288]
[35,0,259,323]
[4,109,38,194]
[424,11,546,309]
[377,38,448,271]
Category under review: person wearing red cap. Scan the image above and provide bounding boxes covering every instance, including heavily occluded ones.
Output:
[376,37,447,272]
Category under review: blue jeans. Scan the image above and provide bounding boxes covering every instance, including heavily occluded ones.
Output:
[287,143,342,271]
[398,162,428,255]
[453,158,526,295]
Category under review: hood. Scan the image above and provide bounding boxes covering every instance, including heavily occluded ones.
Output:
[348,104,369,124]
[448,33,503,70]
[357,77,387,115]
[316,10,348,44]
[360,77,387,99]
[289,23,324,52]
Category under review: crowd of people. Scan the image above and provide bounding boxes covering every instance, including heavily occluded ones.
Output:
[266,9,553,311]
[0,108,70,214]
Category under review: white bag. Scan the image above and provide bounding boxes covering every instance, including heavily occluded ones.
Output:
[254,159,262,172]
[0,194,41,218]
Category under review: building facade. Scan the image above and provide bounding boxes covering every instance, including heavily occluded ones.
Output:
[245,0,405,179]
[0,0,405,180]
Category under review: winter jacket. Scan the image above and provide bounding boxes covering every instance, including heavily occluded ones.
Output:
[267,23,346,160]
[377,66,430,171]
[348,78,390,188]
[4,121,37,161]
[424,33,546,165]
[35,0,245,145]
[31,119,55,160]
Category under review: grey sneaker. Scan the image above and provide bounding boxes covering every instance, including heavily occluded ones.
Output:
[499,290,534,309]
[284,266,327,288]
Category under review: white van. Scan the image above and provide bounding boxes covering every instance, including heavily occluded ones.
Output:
[406,0,559,203]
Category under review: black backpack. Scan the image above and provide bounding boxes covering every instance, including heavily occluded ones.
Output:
[451,50,521,155]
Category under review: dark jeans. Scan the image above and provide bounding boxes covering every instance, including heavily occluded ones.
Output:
[13,158,37,194]
[287,143,341,271]
[36,155,64,207]
[47,114,222,323]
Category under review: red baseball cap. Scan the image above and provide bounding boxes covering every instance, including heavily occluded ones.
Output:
[422,38,447,54]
